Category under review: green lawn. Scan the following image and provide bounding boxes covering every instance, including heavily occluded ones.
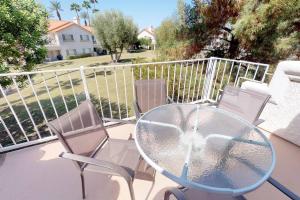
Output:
[0,50,156,145]
[37,50,156,70]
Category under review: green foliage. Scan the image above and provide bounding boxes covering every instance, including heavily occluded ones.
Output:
[233,0,300,63]
[139,38,152,47]
[92,10,138,62]
[82,0,91,10]
[0,0,48,87]
[70,3,81,19]
[49,0,63,20]
[155,18,189,60]
[157,0,299,63]
[82,0,91,25]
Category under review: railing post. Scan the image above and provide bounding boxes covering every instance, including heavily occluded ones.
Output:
[202,57,217,101]
[80,66,90,100]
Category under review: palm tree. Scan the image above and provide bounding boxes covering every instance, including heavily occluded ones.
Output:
[49,0,63,20]
[90,0,98,12]
[70,3,81,19]
[80,11,89,26]
[82,0,91,25]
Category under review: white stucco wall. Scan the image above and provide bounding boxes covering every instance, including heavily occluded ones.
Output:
[138,31,156,45]
[56,25,94,58]
[46,24,101,60]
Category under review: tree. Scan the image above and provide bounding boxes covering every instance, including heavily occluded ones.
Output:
[82,0,91,25]
[233,0,300,63]
[139,38,152,47]
[0,0,48,87]
[181,0,242,58]
[90,0,98,13]
[155,18,188,60]
[70,3,81,20]
[177,0,187,27]
[80,11,89,26]
[92,10,138,62]
[49,0,63,21]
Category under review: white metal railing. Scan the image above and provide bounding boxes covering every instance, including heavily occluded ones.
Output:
[0,57,269,152]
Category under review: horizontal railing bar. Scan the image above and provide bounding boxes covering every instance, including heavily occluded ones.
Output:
[0,58,268,78]
[211,57,269,67]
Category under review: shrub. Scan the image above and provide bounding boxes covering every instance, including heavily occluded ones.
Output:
[68,53,93,60]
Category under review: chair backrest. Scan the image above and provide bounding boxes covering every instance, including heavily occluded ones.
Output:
[135,79,167,113]
[218,86,270,124]
[47,100,108,158]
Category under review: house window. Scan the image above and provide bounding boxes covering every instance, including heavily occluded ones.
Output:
[73,49,77,55]
[82,48,86,54]
[92,35,96,44]
[66,49,70,56]
[80,35,89,41]
[62,34,74,41]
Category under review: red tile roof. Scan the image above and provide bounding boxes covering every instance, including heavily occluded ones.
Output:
[48,20,93,33]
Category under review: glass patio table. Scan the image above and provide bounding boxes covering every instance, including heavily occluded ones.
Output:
[134,104,276,196]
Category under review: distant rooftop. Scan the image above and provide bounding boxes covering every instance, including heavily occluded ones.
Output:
[48,19,92,33]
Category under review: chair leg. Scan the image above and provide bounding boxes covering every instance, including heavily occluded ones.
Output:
[80,172,86,199]
[128,180,135,200]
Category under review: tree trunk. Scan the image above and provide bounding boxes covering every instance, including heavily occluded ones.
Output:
[56,10,61,20]
[228,36,240,59]
[87,9,90,25]
[116,47,123,62]
[76,11,79,20]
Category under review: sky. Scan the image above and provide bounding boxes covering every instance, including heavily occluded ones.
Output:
[38,0,191,29]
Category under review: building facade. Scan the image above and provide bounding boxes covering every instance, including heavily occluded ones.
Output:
[138,26,156,50]
[46,20,100,61]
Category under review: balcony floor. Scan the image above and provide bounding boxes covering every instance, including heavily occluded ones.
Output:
[0,124,299,200]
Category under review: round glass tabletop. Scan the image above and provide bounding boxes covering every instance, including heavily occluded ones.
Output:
[134,104,275,196]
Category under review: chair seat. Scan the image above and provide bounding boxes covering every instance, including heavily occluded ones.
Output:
[85,138,141,178]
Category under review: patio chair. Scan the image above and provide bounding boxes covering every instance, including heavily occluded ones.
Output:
[133,79,173,119]
[217,85,271,126]
[47,100,155,200]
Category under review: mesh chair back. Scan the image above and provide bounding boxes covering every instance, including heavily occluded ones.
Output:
[47,100,108,157]
[135,79,167,113]
[218,86,270,124]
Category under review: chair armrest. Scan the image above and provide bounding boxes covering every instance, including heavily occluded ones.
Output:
[164,187,186,200]
[253,119,265,126]
[133,101,142,120]
[60,152,133,183]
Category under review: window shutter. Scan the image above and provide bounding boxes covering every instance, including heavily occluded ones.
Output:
[71,35,74,40]
[62,34,66,40]
[80,35,83,40]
